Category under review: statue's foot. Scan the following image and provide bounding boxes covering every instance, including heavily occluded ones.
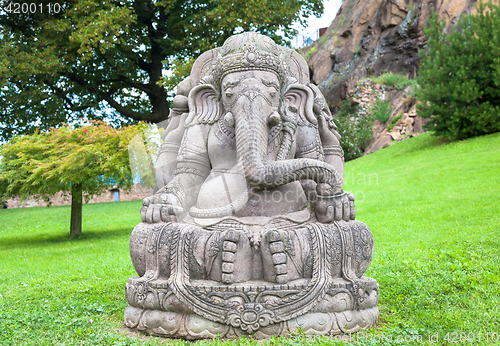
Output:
[262,229,289,284]
[219,229,251,284]
[220,230,239,284]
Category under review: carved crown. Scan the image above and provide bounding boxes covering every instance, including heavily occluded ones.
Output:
[211,33,288,91]
[189,32,310,95]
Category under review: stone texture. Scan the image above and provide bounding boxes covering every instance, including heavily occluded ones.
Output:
[124,306,379,340]
[125,32,379,340]
[365,134,393,154]
[304,0,488,111]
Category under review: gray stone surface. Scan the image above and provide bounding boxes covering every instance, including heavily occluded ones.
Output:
[125,32,379,339]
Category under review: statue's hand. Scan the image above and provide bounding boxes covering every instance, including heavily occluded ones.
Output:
[141,193,183,223]
[314,190,356,223]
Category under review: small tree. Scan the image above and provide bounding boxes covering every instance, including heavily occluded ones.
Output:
[0,121,142,238]
[417,2,500,140]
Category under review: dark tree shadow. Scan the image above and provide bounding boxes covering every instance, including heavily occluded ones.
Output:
[0,227,133,250]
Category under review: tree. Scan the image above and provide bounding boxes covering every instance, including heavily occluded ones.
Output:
[416,2,500,140]
[0,121,143,238]
[0,0,323,141]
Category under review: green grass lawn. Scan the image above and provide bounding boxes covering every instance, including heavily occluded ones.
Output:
[1,132,499,345]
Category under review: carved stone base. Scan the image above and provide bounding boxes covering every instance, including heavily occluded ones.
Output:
[124,275,379,340]
[124,305,379,340]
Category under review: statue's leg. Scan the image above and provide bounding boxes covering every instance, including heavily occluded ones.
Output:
[261,227,312,284]
[129,222,174,280]
[322,220,374,279]
[203,228,252,284]
[290,226,313,279]
[261,229,287,283]
[189,228,217,280]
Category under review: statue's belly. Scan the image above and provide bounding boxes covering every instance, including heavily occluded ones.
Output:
[192,171,309,221]
[198,126,308,220]
[190,171,249,219]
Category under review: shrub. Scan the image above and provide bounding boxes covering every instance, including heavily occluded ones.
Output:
[371,99,392,123]
[333,100,374,161]
[303,47,317,61]
[388,113,403,131]
[372,73,417,90]
[416,2,500,140]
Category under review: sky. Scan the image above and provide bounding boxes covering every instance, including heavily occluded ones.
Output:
[304,0,343,31]
[291,0,343,47]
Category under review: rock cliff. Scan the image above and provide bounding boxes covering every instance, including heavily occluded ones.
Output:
[305,0,482,109]
[303,0,492,154]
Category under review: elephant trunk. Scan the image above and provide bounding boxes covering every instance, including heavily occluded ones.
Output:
[233,92,340,193]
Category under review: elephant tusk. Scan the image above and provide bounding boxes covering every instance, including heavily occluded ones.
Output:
[224,112,235,128]
[267,111,281,127]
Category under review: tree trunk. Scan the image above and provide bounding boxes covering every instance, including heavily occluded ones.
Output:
[69,184,83,239]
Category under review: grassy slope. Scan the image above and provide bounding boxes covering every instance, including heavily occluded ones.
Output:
[345,133,500,342]
[0,132,499,345]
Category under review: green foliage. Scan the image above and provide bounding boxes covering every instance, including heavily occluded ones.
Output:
[303,46,317,61]
[344,132,500,342]
[371,99,392,123]
[371,73,417,90]
[333,100,374,161]
[416,2,500,140]
[0,0,323,141]
[159,56,196,97]
[0,121,145,236]
[388,113,403,131]
[1,133,499,344]
[0,121,142,203]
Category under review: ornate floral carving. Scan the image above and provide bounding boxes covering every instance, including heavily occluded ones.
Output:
[226,303,275,333]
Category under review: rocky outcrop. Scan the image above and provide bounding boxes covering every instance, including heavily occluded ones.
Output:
[344,78,428,155]
[304,0,484,111]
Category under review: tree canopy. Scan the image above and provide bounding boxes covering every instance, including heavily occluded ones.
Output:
[416,1,500,140]
[0,121,143,238]
[0,0,323,141]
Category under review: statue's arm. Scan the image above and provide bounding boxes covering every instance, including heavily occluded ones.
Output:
[317,114,344,189]
[295,119,355,222]
[142,124,211,223]
[315,115,356,221]
[295,124,323,202]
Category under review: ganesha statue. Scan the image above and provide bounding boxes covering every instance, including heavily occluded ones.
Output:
[124,32,379,339]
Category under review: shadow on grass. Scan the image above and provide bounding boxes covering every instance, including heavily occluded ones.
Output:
[0,227,132,250]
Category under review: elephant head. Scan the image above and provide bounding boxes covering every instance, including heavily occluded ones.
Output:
[185,32,342,196]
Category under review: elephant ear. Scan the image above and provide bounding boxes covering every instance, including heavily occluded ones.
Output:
[185,84,222,127]
[283,84,317,126]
